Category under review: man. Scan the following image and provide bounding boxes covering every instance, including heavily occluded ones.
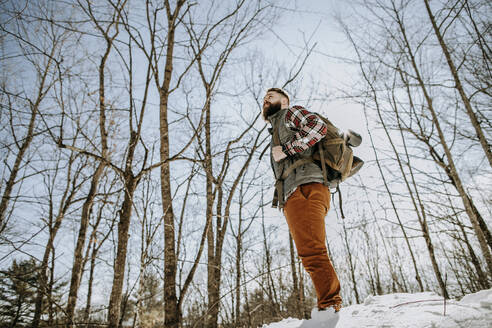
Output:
[263,88,341,327]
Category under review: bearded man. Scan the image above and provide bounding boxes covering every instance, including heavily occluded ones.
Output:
[262,88,341,328]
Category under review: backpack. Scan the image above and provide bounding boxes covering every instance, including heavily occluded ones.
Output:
[266,112,364,216]
[311,114,364,187]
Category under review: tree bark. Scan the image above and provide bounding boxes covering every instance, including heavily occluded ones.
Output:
[66,163,105,326]
[289,233,302,318]
[107,175,137,328]
[66,1,121,324]
[83,239,96,326]
[65,48,110,325]
[159,2,186,327]
[341,218,360,303]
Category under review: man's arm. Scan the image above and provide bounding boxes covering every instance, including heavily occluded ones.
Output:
[282,105,327,155]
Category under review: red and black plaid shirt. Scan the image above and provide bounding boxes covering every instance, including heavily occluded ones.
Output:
[282,105,327,155]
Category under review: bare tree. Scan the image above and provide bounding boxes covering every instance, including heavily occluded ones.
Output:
[390,0,492,275]
[64,1,125,324]
[423,0,492,167]
[83,185,118,326]
[32,148,87,328]
[230,177,260,326]
[337,0,492,295]
[0,1,63,237]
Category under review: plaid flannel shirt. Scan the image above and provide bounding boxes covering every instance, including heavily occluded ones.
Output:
[281,105,327,155]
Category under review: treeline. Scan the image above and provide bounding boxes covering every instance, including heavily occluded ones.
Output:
[333,0,491,302]
[0,0,490,328]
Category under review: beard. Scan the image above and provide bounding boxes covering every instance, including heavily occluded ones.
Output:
[262,101,282,120]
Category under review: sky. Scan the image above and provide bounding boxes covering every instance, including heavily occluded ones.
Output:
[258,0,372,178]
[255,0,373,233]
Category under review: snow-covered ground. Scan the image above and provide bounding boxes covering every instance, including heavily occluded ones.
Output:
[262,289,492,328]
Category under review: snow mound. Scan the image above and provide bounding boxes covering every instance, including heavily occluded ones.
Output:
[261,317,303,328]
[461,288,492,310]
[261,289,492,328]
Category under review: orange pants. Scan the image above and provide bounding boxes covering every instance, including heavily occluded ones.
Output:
[284,182,342,310]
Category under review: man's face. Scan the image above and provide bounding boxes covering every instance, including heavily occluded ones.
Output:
[262,91,283,119]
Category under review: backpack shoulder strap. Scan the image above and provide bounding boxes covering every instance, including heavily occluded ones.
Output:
[318,142,328,186]
[272,122,281,146]
[271,114,285,208]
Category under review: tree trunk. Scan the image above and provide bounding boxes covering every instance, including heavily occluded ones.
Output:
[234,205,243,326]
[66,14,111,322]
[459,221,489,289]
[159,2,186,327]
[66,163,105,326]
[107,175,137,328]
[206,167,219,328]
[443,181,490,289]
[289,233,302,318]
[468,194,492,252]
[341,218,360,303]
[84,238,97,327]
[261,197,280,318]
[47,249,55,327]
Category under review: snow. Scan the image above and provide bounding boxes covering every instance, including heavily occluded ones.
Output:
[261,318,305,328]
[261,289,492,328]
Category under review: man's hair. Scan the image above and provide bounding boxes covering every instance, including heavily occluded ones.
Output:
[267,88,290,105]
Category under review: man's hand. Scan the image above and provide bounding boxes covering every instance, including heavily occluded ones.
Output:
[272,146,287,162]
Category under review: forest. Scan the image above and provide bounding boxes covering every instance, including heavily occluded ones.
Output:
[0,0,490,327]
